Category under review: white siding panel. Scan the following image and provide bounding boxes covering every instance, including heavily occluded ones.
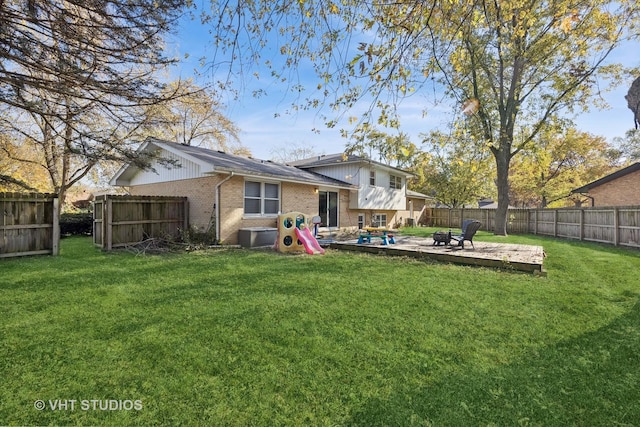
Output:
[307,162,409,211]
[357,186,405,210]
[311,164,362,186]
[378,170,389,188]
[130,150,202,185]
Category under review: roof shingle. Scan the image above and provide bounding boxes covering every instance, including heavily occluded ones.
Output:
[143,138,356,188]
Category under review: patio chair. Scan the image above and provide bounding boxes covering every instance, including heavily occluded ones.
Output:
[450,220,482,249]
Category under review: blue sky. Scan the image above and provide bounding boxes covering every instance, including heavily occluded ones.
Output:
[168,13,640,161]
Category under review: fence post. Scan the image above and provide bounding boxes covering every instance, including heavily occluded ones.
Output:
[106,197,113,251]
[51,197,60,256]
[614,207,619,246]
[183,198,189,231]
[99,197,105,247]
[579,208,584,241]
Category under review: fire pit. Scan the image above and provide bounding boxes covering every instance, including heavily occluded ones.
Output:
[432,231,451,246]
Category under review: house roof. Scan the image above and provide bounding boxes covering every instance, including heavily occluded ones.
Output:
[406,190,435,200]
[290,153,415,178]
[571,162,640,193]
[111,138,356,188]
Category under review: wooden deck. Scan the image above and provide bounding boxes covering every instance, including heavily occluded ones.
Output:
[330,235,545,274]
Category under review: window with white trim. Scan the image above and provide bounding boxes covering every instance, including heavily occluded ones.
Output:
[244,181,280,215]
[389,174,402,189]
[369,170,376,186]
[372,213,387,228]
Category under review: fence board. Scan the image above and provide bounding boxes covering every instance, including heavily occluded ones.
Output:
[93,195,188,250]
[1,192,59,258]
[427,206,640,249]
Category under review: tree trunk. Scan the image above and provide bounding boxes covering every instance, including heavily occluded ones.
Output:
[626,76,640,129]
[493,147,511,236]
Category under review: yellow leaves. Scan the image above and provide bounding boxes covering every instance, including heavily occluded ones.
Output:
[461,98,480,115]
[378,110,388,126]
[559,10,580,33]
[0,138,51,192]
[329,3,339,15]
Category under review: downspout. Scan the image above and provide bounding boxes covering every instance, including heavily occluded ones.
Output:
[584,194,595,207]
[215,172,234,243]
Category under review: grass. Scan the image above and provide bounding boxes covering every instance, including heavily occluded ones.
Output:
[1,234,639,426]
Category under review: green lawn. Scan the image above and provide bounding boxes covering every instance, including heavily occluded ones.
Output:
[1,234,639,426]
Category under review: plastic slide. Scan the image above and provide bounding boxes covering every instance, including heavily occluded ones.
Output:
[294,226,325,255]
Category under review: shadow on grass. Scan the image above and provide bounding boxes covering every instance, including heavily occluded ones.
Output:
[349,298,640,426]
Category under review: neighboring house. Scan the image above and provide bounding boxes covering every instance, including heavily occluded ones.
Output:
[478,198,497,209]
[477,199,516,209]
[110,138,416,244]
[571,162,640,207]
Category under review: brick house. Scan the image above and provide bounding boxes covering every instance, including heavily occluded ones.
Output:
[290,154,431,229]
[110,138,426,244]
[571,162,640,207]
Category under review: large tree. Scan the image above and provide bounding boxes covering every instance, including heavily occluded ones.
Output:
[1,90,115,205]
[202,0,640,234]
[0,133,49,192]
[0,0,188,193]
[614,129,640,162]
[627,76,640,129]
[410,128,495,208]
[141,80,245,153]
[0,0,186,113]
[270,143,321,163]
[348,127,417,169]
[509,127,619,208]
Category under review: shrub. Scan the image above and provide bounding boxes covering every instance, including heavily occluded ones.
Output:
[179,226,217,249]
[60,212,93,236]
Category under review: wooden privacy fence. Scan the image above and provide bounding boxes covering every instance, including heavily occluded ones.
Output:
[94,195,188,250]
[1,192,59,258]
[429,206,640,249]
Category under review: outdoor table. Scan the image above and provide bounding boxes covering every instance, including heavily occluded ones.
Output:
[357,227,396,245]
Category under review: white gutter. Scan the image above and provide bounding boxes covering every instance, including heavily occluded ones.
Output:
[215,172,234,242]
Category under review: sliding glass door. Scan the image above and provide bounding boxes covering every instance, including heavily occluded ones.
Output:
[318,191,338,227]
